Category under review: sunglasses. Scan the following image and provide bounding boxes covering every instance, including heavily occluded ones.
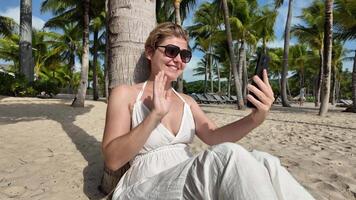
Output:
[156,44,192,63]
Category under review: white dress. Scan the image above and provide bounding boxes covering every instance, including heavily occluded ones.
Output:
[112,82,315,200]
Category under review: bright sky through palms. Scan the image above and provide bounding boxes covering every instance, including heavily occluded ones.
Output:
[0,0,355,81]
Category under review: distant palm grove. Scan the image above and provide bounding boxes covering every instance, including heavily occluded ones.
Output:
[0,0,355,115]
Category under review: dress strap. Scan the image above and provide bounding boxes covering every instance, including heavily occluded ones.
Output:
[172,88,187,104]
[136,81,147,102]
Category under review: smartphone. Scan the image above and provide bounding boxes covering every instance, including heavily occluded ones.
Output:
[246,53,270,108]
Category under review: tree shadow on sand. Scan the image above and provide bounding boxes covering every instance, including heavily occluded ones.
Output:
[0,100,105,199]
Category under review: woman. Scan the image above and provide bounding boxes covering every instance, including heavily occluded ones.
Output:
[102,22,314,200]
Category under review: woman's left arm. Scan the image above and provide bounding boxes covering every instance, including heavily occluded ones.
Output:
[186,70,274,146]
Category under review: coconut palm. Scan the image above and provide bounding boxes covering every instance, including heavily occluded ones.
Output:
[319,0,333,116]
[0,16,18,37]
[334,0,356,112]
[20,0,33,81]
[292,0,325,107]
[280,0,293,107]
[99,0,156,194]
[188,2,220,93]
[221,0,244,109]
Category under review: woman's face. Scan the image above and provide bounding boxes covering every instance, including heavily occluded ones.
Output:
[147,37,190,81]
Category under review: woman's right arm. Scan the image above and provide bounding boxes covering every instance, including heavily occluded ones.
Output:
[102,72,170,171]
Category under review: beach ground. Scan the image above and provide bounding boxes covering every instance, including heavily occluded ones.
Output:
[0,96,355,200]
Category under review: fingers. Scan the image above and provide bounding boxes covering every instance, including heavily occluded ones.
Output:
[248,69,275,110]
[252,69,274,100]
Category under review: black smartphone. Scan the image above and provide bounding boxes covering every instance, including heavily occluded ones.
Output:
[246,53,270,108]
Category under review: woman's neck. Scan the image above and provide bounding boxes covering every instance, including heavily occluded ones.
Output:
[146,78,173,91]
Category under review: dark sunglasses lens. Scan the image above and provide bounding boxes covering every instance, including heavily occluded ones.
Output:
[165,46,180,58]
[180,50,192,63]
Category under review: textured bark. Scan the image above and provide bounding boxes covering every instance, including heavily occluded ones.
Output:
[100,0,156,194]
[19,0,33,81]
[93,30,99,100]
[222,0,244,109]
[104,0,109,101]
[242,52,248,102]
[319,0,333,116]
[72,0,90,107]
[174,0,184,93]
[315,48,324,107]
[281,0,293,107]
[108,0,156,88]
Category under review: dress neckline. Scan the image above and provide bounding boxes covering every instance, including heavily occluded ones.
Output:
[134,81,187,138]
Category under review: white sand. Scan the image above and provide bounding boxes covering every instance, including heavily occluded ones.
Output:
[0,96,355,200]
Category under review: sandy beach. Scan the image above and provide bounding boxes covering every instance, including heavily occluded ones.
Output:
[0,96,355,200]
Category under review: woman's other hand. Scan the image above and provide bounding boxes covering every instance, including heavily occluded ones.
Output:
[246,69,275,124]
[152,71,172,118]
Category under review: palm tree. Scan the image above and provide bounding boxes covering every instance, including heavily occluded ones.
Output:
[334,0,356,112]
[99,0,156,194]
[221,0,244,109]
[319,0,333,116]
[0,16,18,37]
[91,1,106,100]
[19,0,34,81]
[292,0,325,107]
[188,2,220,93]
[280,0,293,107]
[156,0,196,92]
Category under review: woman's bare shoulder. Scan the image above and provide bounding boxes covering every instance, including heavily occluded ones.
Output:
[179,93,198,107]
[109,83,145,108]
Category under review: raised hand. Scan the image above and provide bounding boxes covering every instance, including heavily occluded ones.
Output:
[152,71,172,119]
[246,69,275,122]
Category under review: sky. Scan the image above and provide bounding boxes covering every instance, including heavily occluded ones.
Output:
[0,0,355,82]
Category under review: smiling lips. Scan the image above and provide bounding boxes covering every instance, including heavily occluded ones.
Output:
[167,64,180,71]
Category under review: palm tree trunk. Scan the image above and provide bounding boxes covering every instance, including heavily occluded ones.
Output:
[107,0,155,87]
[93,30,99,100]
[350,50,356,112]
[72,0,90,107]
[242,49,248,103]
[228,67,231,97]
[19,0,33,82]
[238,41,245,86]
[174,0,184,93]
[216,62,221,93]
[104,0,109,101]
[222,0,244,109]
[209,52,213,93]
[281,0,293,107]
[204,59,207,93]
[100,0,156,195]
[330,64,336,105]
[316,48,324,107]
[319,0,333,116]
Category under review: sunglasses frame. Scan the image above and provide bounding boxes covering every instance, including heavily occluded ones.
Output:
[156,44,192,63]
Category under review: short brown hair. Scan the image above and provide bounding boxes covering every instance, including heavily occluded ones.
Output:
[144,22,189,51]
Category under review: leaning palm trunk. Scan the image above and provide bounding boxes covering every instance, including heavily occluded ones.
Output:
[222,0,244,109]
[281,0,293,107]
[319,0,333,116]
[174,0,184,93]
[99,0,156,195]
[72,0,90,107]
[19,0,33,81]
